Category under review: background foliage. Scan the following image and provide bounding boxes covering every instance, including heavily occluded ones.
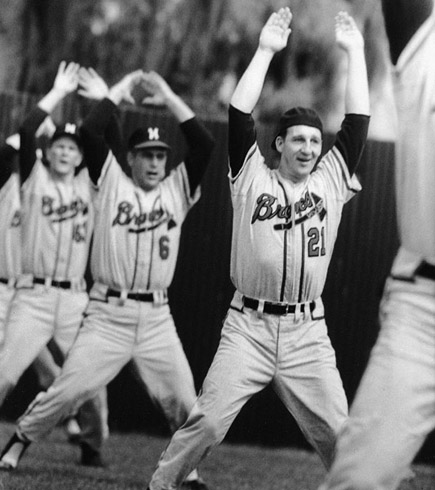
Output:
[0,0,395,138]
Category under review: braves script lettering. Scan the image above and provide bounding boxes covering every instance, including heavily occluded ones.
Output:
[251,191,314,224]
[41,196,89,222]
[112,201,175,233]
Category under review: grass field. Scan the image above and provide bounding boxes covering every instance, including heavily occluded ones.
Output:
[0,421,434,490]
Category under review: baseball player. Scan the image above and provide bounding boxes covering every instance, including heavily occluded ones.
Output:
[0,137,21,347]
[0,61,108,469]
[0,128,82,442]
[318,2,435,489]
[0,69,214,490]
[144,8,370,489]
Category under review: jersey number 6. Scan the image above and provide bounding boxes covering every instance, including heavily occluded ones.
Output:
[159,235,170,260]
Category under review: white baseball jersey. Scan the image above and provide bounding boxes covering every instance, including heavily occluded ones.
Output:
[230,138,360,304]
[0,172,21,280]
[20,158,94,282]
[392,10,435,264]
[91,153,199,291]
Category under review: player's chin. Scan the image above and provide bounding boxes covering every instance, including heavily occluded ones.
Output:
[140,177,160,191]
[298,161,315,175]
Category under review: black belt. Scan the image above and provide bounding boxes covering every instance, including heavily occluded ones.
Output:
[106,289,156,302]
[243,296,314,315]
[415,261,435,281]
[33,278,72,289]
[0,278,9,285]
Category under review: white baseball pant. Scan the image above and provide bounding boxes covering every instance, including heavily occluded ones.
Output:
[319,275,435,490]
[0,283,107,449]
[17,285,198,444]
[0,282,15,347]
[149,290,348,490]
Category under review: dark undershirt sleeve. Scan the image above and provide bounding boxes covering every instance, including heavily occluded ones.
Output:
[228,105,257,177]
[382,0,433,64]
[104,108,128,171]
[80,98,116,185]
[19,107,49,183]
[178,117,215,196]
[0,144,18,188]
[334,114,370,175]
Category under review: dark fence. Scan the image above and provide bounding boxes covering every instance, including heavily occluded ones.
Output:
[1,92,433,464]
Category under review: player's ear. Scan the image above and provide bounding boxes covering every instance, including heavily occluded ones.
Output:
[275,135,284,153]
[127,151,134,168]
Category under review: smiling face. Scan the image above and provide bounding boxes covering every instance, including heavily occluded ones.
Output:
[46,136,83,179]
[128,148,168,191]
[275,125,322,183]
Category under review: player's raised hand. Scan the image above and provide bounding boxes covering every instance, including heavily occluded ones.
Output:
[335,11,364,51]
[259,7,292,53]
[77,67,109,100]
[141,71,174,106]
[109,69,144,106]
[52,61,80,96]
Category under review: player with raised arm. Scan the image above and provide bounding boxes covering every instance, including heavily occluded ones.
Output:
[0,136,22,347]
[145,7,370,490]
[318,1,435,489]
[0,61,108,470]
[0,124,83,444]
[0,68,214,490]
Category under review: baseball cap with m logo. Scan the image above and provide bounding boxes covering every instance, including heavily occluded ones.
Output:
[128,126,171,151]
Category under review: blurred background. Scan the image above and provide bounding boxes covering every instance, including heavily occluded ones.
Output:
[0,0,396,138]
[1,0,433,468]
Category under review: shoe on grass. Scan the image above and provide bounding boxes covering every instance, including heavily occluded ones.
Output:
[0,432,31,471]
[80,441,106,467]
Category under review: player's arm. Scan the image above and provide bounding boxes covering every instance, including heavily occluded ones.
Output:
[334,12,370,174]
[228,7,292,176]
[0,138,19,188]
[20,61,79,183]
[230,7,291,114]
[78,67,128,168]
[141,71,215,195]
[79,69,143,183]
[382,0,433,65]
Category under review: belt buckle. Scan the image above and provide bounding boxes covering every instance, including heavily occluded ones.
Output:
[284,303,291,315]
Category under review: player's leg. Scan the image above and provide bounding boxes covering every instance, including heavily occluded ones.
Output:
[0,299,133,470]
[272,303,348,469]
[0,289,55,406]
[54,289,110,460]
[0,284,15,347]
[133,305,202,487]
[147,300,277,490]
[133,306,197,432]
[31,346,61,390]
[31,341,83,443]
[320,277,435,490]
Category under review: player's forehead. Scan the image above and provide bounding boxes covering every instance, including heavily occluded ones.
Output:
[134,148,168,159]
[285,125,322,139]
[50,136,81,149]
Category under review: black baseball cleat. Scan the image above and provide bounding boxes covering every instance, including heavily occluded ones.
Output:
[0,432,31,471]
[181,479,209,490]
[79,441,106,467]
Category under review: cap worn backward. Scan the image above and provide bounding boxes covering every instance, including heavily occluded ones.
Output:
[128,126,171,151]
[271,107,323,150]
[51,122,82,148]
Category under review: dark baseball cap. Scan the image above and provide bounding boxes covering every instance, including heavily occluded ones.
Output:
[128,127,171,151]
[271,107,323,150]
[51,123,82,148]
